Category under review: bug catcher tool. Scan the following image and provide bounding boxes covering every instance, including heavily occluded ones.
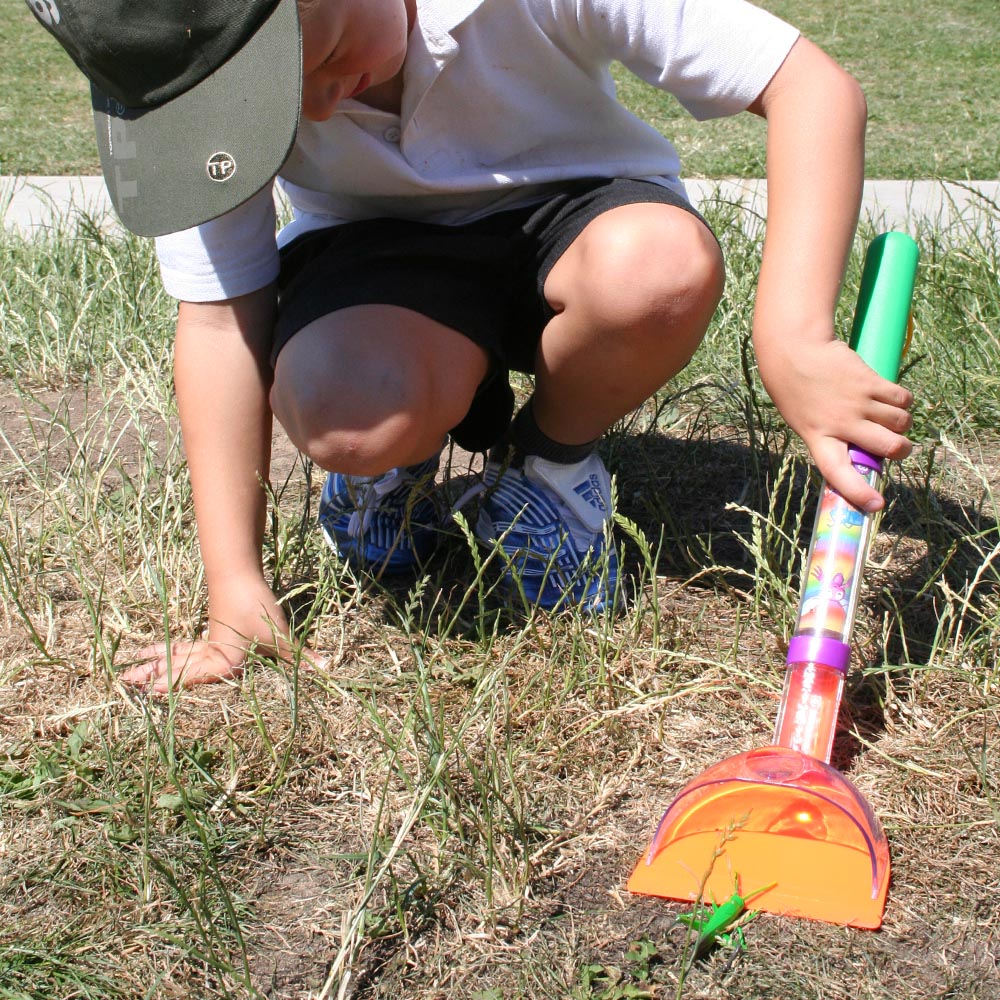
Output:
[628,233,919,929]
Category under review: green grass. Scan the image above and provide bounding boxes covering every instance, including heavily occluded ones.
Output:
[0,1,95,175]
[615,0,1000,179]
[3,1,999,177]
[1,204,998,997]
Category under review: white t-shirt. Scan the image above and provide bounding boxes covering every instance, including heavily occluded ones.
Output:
[156,0,798,302]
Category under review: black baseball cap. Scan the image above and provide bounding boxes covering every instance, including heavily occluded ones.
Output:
[26,0,302,236]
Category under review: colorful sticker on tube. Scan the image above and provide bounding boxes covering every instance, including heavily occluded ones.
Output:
[797,486,865,639]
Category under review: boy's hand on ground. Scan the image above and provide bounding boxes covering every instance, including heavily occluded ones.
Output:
[125,631,324,694]
[759,337,913,511]
[121,577,322,694]
[124,638,247,692]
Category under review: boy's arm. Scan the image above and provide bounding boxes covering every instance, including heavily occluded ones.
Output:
[748,38,913,511]
[122,286,305,691]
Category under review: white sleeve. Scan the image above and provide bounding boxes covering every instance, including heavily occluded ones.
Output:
[154,185,280,302]
[569,0,800,120]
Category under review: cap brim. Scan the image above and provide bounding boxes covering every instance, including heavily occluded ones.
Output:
[92,0,301,237]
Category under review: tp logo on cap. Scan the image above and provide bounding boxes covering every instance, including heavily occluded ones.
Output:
[206,152,237,183]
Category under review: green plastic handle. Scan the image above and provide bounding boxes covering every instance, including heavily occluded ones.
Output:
[848,232,920,383]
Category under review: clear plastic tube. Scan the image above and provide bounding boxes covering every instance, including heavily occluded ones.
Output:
[773,457,882,761]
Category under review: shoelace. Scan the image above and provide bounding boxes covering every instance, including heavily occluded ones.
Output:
[343,466,413,542]
[339,460,597,544]
[450,457,516,518]
[449,478,486,516]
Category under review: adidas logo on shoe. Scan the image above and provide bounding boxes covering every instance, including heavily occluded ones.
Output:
[573,474,609,514]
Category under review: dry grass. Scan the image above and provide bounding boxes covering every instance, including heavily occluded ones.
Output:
[1,203,998,999]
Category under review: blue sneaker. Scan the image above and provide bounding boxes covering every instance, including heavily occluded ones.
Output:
[475,452,619,612]
[319,452,442,573]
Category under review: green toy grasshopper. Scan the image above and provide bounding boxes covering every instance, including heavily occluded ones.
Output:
[676,877,776,959]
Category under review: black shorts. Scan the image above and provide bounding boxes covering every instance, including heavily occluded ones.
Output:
[274,177,712,450]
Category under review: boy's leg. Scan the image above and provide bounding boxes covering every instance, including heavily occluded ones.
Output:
[270,304,490,571]
[266,212,523,573]
[270,303,489,474]
[478,191,724,611]
[535,201,724,445]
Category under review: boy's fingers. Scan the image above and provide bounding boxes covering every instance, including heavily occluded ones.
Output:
[121,641,244,692]
[872,380,913,411]
[151,663,241,693]
[122,640,323,692]
[298,648,331,672]
[133,642,168,662]
[852,421,912,463]
[867,399,913,436]
[120,660,160,686]
[813,440,884,513]
[149,660,244,693]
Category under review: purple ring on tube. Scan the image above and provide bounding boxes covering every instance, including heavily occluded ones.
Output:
[848,446,884,473]
[786,635,851,673]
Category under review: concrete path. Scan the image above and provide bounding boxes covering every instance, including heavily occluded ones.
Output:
[2,174,997,238]
[3,176,113,235]
[687,178,998,237]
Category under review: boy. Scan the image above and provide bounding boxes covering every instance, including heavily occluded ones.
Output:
[29,0,913,691]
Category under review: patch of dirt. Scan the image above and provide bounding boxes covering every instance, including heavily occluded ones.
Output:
[247,863,342,998]
[0,382,304,489]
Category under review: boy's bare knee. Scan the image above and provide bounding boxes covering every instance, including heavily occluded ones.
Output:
[305,420,423,476]
[271,362,460,474]
[619,211,724,324]
[667,219,726,326]
[276,393,431,473]
[549,205,724,333]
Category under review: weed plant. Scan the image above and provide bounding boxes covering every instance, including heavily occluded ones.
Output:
[1,197,998,998]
